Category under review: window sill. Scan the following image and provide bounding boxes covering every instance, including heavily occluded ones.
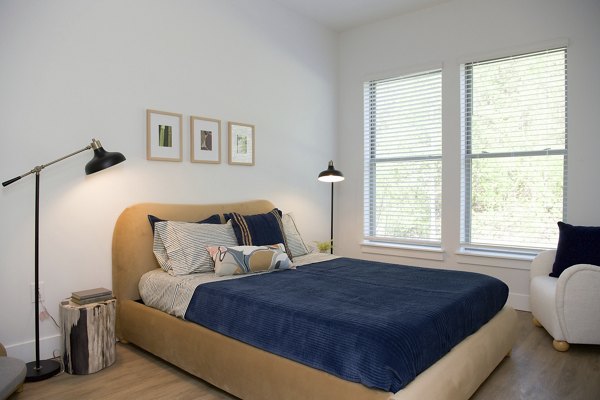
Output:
[455,248,535,270]
[360,241,444,261]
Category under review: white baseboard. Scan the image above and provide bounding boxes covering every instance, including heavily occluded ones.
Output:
[5,334,62,363]
[508,292,530,311]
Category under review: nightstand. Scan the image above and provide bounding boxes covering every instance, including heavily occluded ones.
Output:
[59,298,116,374]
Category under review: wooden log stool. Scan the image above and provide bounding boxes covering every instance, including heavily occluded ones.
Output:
[59,299,116,374]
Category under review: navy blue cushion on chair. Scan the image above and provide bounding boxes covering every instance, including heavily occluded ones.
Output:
[225,209,293,261]
[551,222,600,277]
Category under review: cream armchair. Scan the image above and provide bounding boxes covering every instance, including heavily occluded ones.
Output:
[530,250,600,351]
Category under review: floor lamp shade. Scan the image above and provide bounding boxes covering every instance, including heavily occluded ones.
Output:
[85,139,126,175]
[318,161,344,254]
[318,160,344,183]
[2,138,125,382]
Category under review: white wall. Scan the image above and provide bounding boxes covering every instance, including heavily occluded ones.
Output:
[337,0,600,311]
[0,0,338,361]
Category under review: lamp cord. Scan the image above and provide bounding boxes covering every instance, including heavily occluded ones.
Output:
[38,295,60,330]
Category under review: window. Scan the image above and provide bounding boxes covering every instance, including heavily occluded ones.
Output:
[461,48,567,251]
[364,69,442,246]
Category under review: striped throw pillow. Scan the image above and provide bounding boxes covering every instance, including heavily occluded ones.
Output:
[226,209,293,261]
[153,220,238,275]
[282,213,310,257]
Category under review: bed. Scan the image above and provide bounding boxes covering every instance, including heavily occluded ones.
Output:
[112,199,517,400]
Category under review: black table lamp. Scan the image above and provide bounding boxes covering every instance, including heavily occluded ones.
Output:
[2,138,125,382]
[318,160,344,254]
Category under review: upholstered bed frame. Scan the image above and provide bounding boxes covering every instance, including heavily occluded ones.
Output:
[112,200,518,400]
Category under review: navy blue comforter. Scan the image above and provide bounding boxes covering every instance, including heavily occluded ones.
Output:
[184,258,508,392]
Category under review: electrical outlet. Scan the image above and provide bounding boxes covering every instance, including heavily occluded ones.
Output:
[30,281,45,303]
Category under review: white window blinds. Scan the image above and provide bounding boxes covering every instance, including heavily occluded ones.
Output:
[364,69,442,245]
[461,47,567,251]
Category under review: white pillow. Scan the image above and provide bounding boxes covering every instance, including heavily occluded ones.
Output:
[282,213,310,257]
[207,244,293,277]
[153,220,238,275]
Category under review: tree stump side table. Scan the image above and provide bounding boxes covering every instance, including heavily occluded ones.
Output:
[59,298,116,374]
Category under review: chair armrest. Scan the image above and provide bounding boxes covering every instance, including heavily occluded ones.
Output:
[556,264,600,344]
[530,250,556,279]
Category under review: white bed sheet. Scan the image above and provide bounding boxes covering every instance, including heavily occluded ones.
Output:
[139,252,338,318]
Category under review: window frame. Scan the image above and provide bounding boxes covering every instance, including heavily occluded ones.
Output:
[460,47,568,253]
[363,68,443,248]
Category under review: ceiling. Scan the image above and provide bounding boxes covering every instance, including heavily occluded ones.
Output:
[271,0,451,32]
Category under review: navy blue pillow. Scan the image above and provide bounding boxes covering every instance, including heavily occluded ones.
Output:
[147,213,221,233]
[550,221,600,277]
[225,209,293,260]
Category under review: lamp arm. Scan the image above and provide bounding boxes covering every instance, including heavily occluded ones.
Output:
[2,144,92,187]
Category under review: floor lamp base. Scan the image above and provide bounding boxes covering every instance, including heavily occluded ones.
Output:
[25,359,61,382]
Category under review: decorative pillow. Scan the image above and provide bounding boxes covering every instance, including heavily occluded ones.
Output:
[551,221,600,277]
[147,213,221,233]
[207,244,293,277]
[153,220,238,276]
[282,212,310,257]
[225,209,293,260]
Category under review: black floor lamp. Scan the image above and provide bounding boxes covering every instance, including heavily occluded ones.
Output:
[2,138,125,382]
[318,160,344,254]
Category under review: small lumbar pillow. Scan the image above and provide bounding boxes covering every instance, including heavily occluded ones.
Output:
[282,213,310,257]
[225,209,293,260]
[551,221,600,277]
[153,220,238,275]
[207,244,293,277]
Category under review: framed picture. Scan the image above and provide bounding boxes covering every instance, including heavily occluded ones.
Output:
[146,109,183,161]
[190,116,221,164]
[228,122,255,166]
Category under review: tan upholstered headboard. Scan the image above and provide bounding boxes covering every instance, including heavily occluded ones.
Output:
[111,200,276,302]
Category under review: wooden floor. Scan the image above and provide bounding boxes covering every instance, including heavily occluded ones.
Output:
[11,311,600,400]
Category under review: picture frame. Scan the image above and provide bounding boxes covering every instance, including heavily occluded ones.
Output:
[190,116,221,164]
[228,122,255,166]
[146,109,183,161]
